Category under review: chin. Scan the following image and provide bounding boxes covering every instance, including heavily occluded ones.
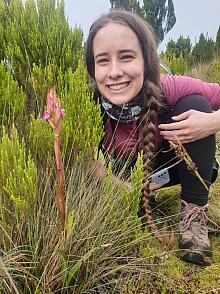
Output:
[107,96,133,106]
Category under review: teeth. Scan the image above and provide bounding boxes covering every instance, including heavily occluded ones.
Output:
[109,82,128,90]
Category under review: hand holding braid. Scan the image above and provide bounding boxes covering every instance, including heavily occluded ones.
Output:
[139,83,163,242]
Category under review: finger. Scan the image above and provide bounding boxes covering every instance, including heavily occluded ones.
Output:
[160,128,189,137]
[163,134,194,144]
[171,110,191,121]
[171,138,192,144]
[150,182,164,191]
[159,121,186,130]
[163,135,180,142]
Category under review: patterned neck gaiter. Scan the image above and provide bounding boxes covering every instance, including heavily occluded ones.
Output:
[100,95,143,124]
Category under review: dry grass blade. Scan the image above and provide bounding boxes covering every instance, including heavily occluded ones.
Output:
[169,139,209,191]
[0,256,20,294]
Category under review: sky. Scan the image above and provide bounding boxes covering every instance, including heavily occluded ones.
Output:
[64,0,220,52]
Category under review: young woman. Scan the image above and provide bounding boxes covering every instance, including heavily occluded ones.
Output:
[85,9,220,266]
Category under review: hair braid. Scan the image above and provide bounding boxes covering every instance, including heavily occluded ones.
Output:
[139,83,163,242]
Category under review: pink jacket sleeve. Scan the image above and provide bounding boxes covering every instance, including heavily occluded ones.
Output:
[160,74,220,110]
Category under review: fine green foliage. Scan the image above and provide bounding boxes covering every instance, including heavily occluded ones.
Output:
[27,63,104,166]
[0,61,26,128]
[0,0,83,116]
[28,115,54,166]
[161,52,188,75]
[0,0,102,162]
[0,125,37,222]
[61,61,104,160]
[27,61,59,116]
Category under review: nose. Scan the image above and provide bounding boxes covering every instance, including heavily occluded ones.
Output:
[108,61,123,79]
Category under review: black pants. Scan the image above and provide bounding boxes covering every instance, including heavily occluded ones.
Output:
[154,95,216,206]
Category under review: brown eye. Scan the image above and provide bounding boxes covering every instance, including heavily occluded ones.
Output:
[96,58,109,65]
[121,54,134,61]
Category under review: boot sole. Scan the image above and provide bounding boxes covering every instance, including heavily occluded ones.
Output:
[180,250,212,266]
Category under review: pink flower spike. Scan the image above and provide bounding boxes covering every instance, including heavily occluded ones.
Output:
[60,109,65,116]
[47,89,54,105]
[49,87,56,101]
[43,111,50,120]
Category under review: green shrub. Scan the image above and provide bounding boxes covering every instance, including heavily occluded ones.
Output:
[205,58,220,84]
[0,61,26,127]
[26,61,103,166]
[0,125,37,224]
[61,61,104,160]
[161,53,188,75]
[28,115,54,166]
[0,0,83,116]
[186,56,220,84]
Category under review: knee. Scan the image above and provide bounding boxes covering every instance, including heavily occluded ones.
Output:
[173,95,212,116]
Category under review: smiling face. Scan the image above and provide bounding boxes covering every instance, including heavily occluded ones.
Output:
[93,22,144,106]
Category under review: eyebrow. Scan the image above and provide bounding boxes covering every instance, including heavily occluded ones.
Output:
[94,49,137,60]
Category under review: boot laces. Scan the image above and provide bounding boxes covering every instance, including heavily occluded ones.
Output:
[181,201,208,233]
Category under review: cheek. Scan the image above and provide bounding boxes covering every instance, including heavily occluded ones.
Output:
[134,68,144,87]
[94,66,105,83]
[94,71,105,94]
[134,69,144,93]
[94,65,98,81]
[128,61,144,79]
[138,67,144,88]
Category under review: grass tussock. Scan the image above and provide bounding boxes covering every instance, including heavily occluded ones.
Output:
[1,151,220,293]
[0,157,169,293]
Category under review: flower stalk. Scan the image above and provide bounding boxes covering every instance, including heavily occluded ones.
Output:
[44,88,66,238]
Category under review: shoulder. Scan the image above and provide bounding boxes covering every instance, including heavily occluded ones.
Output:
[160,74,197,87]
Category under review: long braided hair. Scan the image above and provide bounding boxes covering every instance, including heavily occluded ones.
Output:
[85,10,162,240]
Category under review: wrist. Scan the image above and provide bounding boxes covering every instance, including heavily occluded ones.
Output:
[210,111,220,133]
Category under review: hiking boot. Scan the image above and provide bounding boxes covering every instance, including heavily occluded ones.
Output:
[178,200,212,266]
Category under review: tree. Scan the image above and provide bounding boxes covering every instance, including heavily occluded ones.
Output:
[165,39,176,56]
[215,26,220,55]
[191,33,215,63]
[110,0,142,15]
[166,35,192,58]
[110,0,176,43]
